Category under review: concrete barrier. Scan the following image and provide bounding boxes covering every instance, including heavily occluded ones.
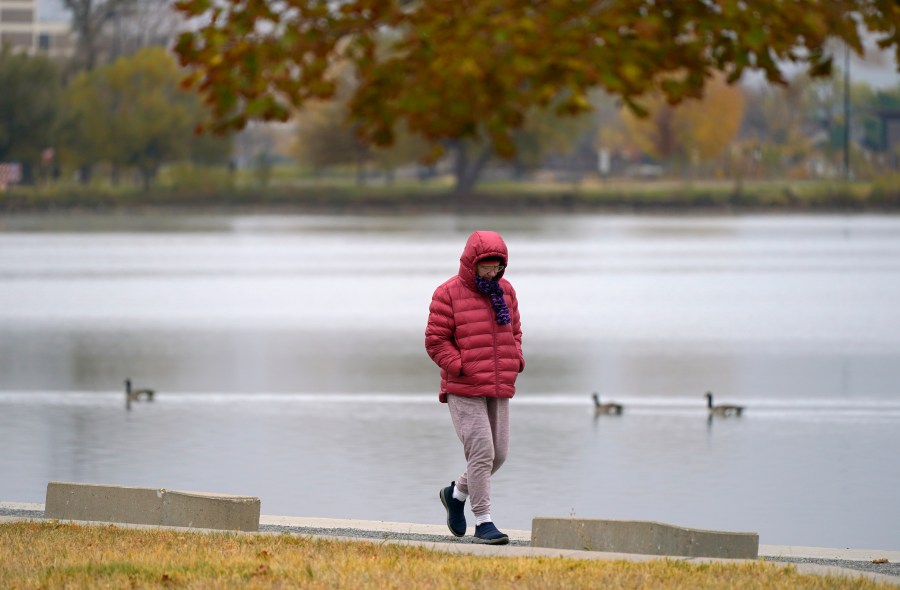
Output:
[531,517,759,559]
[45,482,260,532]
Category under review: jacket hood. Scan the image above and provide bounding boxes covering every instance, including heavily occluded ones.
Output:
[459,230,508,287]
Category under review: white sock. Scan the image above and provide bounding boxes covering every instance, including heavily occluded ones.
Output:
[475,513,492,525]
[452,487,468,502]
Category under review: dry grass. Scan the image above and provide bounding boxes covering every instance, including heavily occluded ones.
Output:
[0,521,893,589]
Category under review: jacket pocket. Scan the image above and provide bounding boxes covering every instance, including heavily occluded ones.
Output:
[458,348,475,377]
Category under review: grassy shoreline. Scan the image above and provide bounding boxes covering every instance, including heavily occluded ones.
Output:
[2,177,899,215]
[1,521,895,589]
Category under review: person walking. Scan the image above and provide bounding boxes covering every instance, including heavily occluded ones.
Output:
[425,230,524,545]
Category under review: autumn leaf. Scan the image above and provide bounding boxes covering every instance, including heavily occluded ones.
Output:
[171,0,900,162]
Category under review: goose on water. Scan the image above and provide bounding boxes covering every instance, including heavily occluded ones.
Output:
[125,379,155,409]
[705,391,743,417]
[592,392,623,415]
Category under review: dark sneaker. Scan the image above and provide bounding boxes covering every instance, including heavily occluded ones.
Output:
[439,482,466,537]
[474,522,509,545]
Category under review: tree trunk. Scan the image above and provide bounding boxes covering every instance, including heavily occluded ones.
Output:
[65,0,137,71]
[140,165,156,191]
[78,164,92,184]
[20,161,35,185]
[355,155,366,186]
[451,140,492,198]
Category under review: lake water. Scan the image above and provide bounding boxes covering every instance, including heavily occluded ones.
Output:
[1,212,898,551]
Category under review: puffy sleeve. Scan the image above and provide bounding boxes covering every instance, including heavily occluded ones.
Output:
[425,284,463,376]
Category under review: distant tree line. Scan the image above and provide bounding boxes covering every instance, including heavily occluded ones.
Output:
[174,0,900,194]
[3,0,900,193]
[2,39,899,193]
[288,71,900,186]
[0,45,231,187]
[1,0,229,188]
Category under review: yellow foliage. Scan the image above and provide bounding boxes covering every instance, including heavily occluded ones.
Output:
[622,76,745,163]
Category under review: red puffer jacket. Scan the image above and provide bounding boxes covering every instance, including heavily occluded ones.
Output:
[425,231,524,403]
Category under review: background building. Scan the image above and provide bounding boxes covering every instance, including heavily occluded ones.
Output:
[0,0,73,58]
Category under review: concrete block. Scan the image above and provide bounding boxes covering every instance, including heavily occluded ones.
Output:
[531,517,759,559]
[45,481,260,532]
[161,490,260,532]
[46,482,163,526]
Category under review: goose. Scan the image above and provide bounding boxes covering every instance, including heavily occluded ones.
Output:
[592,392,623,415]
[125,379,155,409]
[705,391,743,417]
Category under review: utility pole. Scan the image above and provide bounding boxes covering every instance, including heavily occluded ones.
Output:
[843,43,851,181]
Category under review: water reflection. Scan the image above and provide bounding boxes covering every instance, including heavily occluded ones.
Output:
[3,325,898,400]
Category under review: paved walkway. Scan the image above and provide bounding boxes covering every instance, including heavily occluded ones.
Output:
[2,502,898,586]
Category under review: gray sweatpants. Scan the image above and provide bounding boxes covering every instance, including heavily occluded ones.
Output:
[447,395,510,517]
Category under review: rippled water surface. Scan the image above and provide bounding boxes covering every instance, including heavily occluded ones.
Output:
[1,213,898,550]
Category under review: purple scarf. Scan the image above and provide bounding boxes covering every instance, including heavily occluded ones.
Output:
[475,276,511,326]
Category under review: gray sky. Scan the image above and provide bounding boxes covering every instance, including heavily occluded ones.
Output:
[852,50,899,89]
[36,0,68,22]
